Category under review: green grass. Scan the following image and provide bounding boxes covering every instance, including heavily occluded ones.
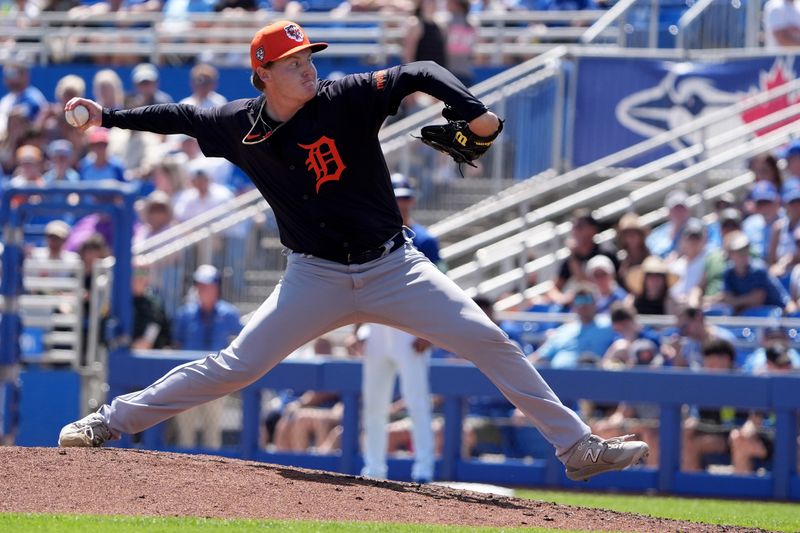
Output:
[0,514,590,533]
[517,489,800,532]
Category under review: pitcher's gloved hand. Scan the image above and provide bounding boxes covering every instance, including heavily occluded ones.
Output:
[417,106,503,168]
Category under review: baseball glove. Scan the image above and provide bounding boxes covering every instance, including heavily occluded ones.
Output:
[416,106,504,168]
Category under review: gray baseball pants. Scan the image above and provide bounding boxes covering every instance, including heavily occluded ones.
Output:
[101,243,590,457]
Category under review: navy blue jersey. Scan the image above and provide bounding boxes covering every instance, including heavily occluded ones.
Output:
[102,61,487,261]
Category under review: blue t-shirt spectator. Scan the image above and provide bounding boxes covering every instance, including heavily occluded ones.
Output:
[533,315,616,368]
[409,222,441,265]
[722,259,790,309]
[172,300,241,351]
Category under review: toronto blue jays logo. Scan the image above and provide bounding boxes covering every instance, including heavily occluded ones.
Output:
[284,24,304,43]
[615,58,797,154]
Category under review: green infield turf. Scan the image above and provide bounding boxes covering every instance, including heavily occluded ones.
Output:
[517,489,800,532]
[0,514,590,533]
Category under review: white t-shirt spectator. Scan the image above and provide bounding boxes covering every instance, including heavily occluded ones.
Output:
[173,182,234,221]
[764,0,800,48]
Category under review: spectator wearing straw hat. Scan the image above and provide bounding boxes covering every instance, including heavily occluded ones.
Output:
[615,212,651,293]
[30,220,80,264]
[625,255,678,316]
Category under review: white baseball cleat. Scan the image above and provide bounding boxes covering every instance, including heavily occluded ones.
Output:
[563,434,649,481]
[58,412,113,448]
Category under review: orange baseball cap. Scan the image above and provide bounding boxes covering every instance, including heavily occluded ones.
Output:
[250,21,328,71]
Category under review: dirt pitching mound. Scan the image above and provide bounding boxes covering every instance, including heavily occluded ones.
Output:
[0,447,763,531]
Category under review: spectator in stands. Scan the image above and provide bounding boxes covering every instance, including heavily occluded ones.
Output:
[660,306,736,369]
[171,264,241,448]
[173,159,234,221]
[585,255,627,314]
[152,157,189,206]
[615,212,651,293]
[740,326,800,374]
[768,187,800,274]
[681,338,742,472]
[273,338,344,453]
[262,0,304,18]
[545,208,616,307]
[782,140,800,189]
[92,69,125,110]
[690,208,743,310]
[763,0,800,49]
[30,220,80,263]
[214,0,258,11]
[402,0,448,112]
[179,64,227,110]
[130,260,172,350]
[64,201,118,250]
[133,190,175,246]
[79,127,126,182]
[624,255,677,316]
[742,181,783,261]
[729,343,795,474]
[127,63,174,108]
[667,218,708,310]
[706,193,738,249]
[529,283,616,368]
[43,140,80,184]
[0,104,33,176]
[600,302,660,369]
[40,74,87,152]
[9,144,45,188]
[77,233,110,364]
[0,61,47,142]
[721,231,794,315]
[445,0,478,87]
[748,153,784,195]
[646,189,691,258]
[171,134,233,185]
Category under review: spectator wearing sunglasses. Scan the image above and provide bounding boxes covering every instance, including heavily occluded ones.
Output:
[529,283,616,369]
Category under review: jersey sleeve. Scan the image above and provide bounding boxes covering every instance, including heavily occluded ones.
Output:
[102,103,237,158]
[332,61,489,131]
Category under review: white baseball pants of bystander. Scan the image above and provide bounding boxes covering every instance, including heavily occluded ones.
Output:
[361,324,434,481]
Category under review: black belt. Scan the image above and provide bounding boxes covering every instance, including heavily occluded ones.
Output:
[311,232,406,265]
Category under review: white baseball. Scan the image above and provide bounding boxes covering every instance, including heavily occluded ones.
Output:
[65,105,90,128]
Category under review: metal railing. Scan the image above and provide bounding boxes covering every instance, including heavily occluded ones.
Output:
[484,111,800,309]
[674,0,757,51]
[582,0,763,50]
[428,77,800,262]
[380,46,569,183]
[491,171,753,310]
[13,259,84,365]
[1,10,609,67]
